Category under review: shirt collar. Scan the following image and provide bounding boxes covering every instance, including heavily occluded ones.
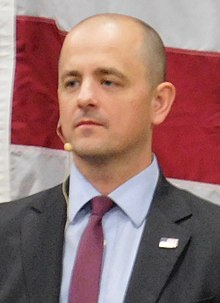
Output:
[68,156,159,227]
[109,157,159,227]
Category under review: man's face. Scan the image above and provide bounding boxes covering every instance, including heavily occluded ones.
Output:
[58,19,156,162]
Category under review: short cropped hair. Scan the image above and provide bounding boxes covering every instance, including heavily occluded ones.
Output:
[68,13,166,87]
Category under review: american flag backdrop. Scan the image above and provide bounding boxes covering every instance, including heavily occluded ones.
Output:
[0,0,220,204]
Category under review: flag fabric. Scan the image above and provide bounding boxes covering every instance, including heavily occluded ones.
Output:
[0,0,220,204]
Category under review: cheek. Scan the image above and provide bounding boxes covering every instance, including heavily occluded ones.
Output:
[58,105,74,136]
[126,100,151,125]
[59,96,75,119]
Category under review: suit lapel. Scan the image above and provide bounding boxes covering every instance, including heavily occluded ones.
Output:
[125,176,192,303]
[20,185,67,303]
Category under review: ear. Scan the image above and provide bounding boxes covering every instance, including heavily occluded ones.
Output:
[151,82,176,125]
[56,119,66,144]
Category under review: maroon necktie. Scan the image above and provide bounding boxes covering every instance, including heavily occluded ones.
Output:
[69,196,114,303]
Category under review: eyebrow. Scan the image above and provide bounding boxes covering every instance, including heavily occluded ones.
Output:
[60,67,128,82]
[60,71,81,82]
[94,67,127,80]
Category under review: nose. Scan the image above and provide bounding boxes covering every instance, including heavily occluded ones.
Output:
[77,80,98,108]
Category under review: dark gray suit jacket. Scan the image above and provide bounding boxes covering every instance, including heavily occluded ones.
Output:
[0,175,220,303]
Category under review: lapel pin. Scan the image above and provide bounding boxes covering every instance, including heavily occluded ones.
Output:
[159,237,179,249]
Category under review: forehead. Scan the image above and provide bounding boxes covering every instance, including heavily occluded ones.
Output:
[59,18,145,69]
[69,16,143,43]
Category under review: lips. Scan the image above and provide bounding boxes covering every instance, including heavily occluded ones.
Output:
[75,119,103,128]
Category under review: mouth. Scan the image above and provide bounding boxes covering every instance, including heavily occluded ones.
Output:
[75,119,103,128]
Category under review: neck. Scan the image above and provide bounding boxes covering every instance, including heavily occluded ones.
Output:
[73,151,153,195]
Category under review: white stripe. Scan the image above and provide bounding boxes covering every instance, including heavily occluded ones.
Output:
[7,145,220,206]
[0,0,15,203]
[8,144,70,202]
[168,178,220,206]
[16,0,220,52]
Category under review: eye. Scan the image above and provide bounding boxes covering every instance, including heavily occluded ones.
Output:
[64,79,80,88]
[101,80,114,87]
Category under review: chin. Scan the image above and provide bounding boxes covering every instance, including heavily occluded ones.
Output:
[74,147,113,162]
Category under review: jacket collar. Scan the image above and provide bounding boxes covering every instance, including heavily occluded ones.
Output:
[20,184,67,303]
[125,175,192,303]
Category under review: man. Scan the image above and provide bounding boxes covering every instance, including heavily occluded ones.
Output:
[0,13,220,303]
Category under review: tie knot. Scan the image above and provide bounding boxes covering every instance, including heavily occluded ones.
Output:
[91,196,114,218]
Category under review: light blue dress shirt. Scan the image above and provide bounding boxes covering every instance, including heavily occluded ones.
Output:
[59,157,159,303]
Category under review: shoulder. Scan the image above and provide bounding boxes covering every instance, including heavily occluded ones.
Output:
[164,177,220,229]
[154,174,220,229]
[168,178,220,210]
[0,183,64,222]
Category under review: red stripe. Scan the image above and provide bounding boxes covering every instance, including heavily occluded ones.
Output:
[11,16,65,150]
[153,48,220,184]
[11,17,220,184]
